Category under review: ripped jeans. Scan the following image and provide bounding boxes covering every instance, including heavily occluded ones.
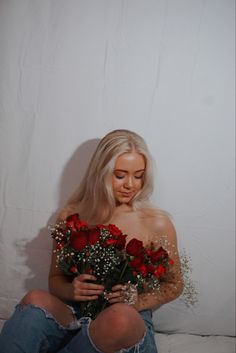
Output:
[0,303,158,353]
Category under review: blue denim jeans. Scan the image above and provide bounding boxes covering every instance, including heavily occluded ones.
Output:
[0,303,158,353]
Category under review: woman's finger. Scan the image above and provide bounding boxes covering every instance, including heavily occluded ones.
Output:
[111,284,125,292]
[76,274,97,282]
[75,295,99,301]
[105,290,124,303]
[78,282,104,291]
[73,275,104,292]
[107,283,138,305]
[75,288,104,296]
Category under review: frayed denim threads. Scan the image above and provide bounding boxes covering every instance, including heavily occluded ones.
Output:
[0,304,158,353]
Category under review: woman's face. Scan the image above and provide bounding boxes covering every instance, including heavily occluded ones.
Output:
[112,151,146,205]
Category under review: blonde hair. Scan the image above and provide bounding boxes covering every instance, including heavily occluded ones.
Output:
[59,129,155,223]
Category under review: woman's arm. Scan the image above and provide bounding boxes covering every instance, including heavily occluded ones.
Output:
[49,241,104,302]
[48,243,75,301]
[48,210,105,302]
[135,215,184,311]
[107,214,184,311]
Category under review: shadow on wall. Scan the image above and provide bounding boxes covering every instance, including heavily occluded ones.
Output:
[57,138,100,209]
[22,138,100,292]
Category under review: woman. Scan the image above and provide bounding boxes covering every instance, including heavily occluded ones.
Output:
[0,129,183,353]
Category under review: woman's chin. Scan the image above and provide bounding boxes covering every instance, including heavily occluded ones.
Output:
[115,197,134,206]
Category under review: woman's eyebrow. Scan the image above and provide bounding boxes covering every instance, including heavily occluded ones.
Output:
[114,169,145,172]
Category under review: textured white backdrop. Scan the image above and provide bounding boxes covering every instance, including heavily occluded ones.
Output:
[0,0,235,336]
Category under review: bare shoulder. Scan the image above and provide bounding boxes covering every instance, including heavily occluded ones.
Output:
[140,208,177,243]
[138,208,181,265]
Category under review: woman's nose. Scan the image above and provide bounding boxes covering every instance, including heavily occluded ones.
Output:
[124,177,133,188]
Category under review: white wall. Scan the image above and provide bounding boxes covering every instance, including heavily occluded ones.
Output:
[0,0,235,336]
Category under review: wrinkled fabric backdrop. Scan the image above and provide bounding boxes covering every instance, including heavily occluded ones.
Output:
[0,0,235,336]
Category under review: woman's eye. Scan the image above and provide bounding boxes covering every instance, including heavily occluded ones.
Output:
[114,173,144,180]
[135,175,144,179]
[115,174,125,179]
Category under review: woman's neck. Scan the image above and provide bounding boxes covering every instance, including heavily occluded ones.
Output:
[114,203,133,214]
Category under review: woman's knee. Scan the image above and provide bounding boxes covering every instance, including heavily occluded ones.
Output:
[93,303,145,337]
[108,304,143,329]
[20,290,73,328]
[20,289,50,307]
[89,304,146,352]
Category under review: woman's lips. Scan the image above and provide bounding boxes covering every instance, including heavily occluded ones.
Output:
[119,192,133,197]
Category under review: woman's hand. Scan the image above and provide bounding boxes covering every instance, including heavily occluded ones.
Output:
[105,284,125,304]
[105,283,138,306]
[71,274,104,302]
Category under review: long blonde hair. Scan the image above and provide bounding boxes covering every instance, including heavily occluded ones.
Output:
[59,129,155,223]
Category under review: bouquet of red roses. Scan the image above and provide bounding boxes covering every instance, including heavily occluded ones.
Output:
[49,213,174,319]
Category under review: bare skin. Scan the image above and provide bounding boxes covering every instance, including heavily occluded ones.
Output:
[21,151,183,353]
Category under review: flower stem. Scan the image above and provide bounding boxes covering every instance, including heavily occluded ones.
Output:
[119,260,129,282]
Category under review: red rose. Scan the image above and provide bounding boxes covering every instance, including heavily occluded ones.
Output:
[105,238,117,247]
[146,264,155,274]
[70,266,78,274]
[169,259,174,266]
[88,228,100,245]
[154,264,167,278]
[115,234,127,250]
[108,224,122,236]
[66,213,80,222]
[96,224,108,230]
[145,248,153,257]
[70,230,88,251]
[147,265,155,275]
[137,264,148,277]
[76,220,89,230]
[129,256,144,269]
[66,214,88,231]
[150,246,169,263]
[66,214,80,231]
[126,238,144,256]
